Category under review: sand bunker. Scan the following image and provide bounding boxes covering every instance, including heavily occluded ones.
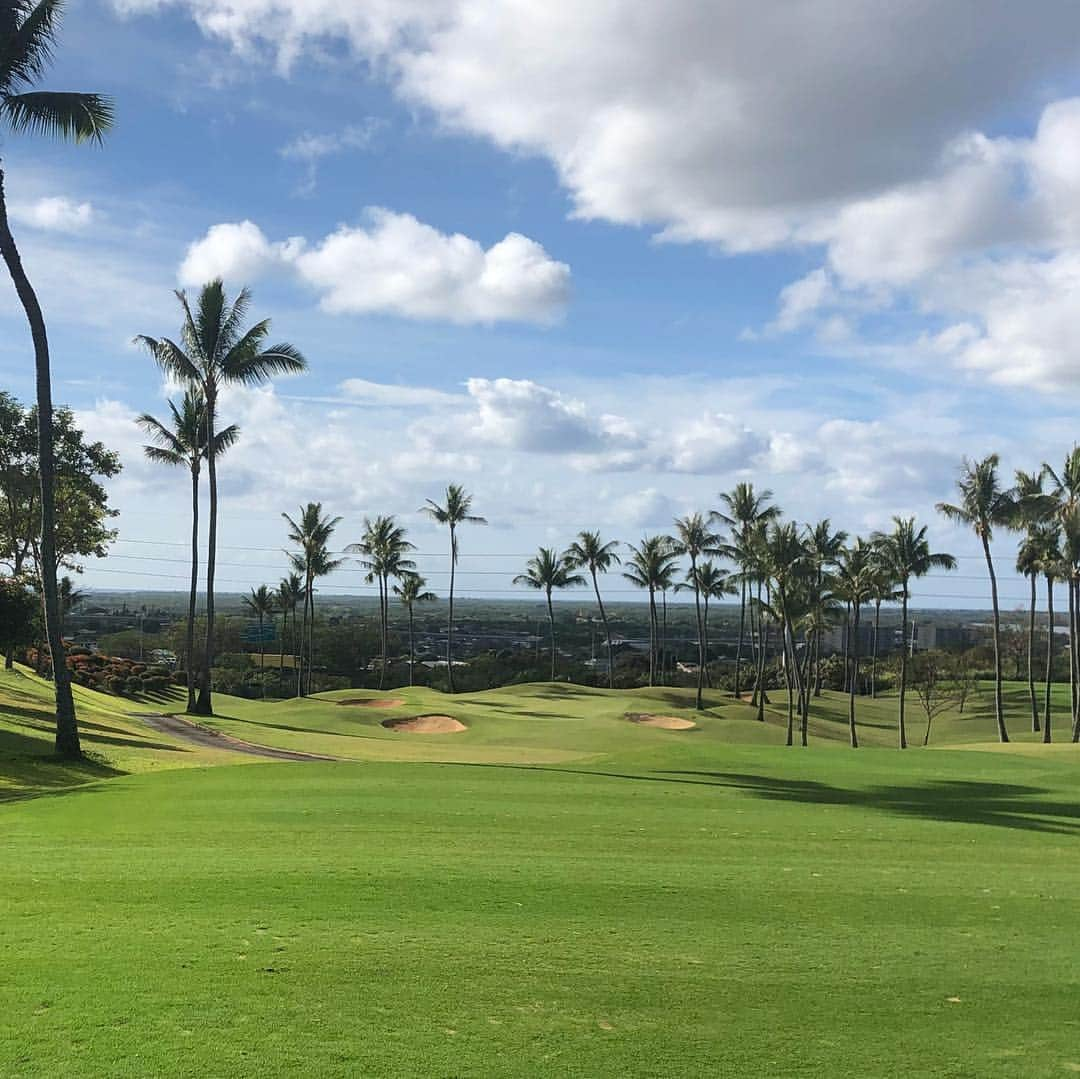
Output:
[626,712,697,730]
[337,698,405,709]
[381,714,467,734]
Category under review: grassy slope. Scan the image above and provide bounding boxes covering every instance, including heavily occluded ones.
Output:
[3,669,1080,1075]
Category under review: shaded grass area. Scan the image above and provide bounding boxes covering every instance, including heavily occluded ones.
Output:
[2,747,1079,1076]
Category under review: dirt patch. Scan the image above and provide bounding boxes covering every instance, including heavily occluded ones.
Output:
[136,713,340,761]
[381,714,467,734]
[626,712,697,731]
[337,698,405,709]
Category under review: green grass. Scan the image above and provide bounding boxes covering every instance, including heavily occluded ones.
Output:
[3,665,1080,1075]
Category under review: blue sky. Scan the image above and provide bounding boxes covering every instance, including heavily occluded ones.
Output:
[4,0,1080,609]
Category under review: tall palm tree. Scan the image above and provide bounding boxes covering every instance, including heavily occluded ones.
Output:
[656,538,680,686]
[138,390,238,713]
[57,574,83,637]
[242,584,277,697]
[761,521,810,746]
[0,0,114,757]
[804,519,848,695]
[565,530,621,689]
[622,536,678,687]
[676,560,734,690]
[866,556,901,700]
[872,517,957,749]
[672,513,722,710]
[283,503,342,697]
[346,515,415,689]
[1041,448,1080,738]
[513,548,585,680]
[714,484,780,699]
[392,572,436,686]
[833,538,878,748]
[138,281,307,715]
[276,572,303,679]
[937,455,1017,743]
[1035,525,1063,743]
[420,484,485,693]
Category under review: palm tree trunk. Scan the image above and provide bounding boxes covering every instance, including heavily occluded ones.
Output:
[446,525,456,693]
[185,463,199,713]
[703,594,711,690]
[258,614,266,698]
[783,620,794,747]
[982,533,1008,742]
[547,588,557,681]
[848,604,860,748]
[1044,576,1054,744]
[1027,572,1039,732]
[194,392,218,716]
[692,556,705,711]
[871,600,880,700]
[384,574,393,691]
[279,607,287,675]
[1072,577,1080,743]
[307,585,315,696]
[734,577,746,698]
[0,167,79,756]
[647,587,656,687]
[1070,578,1077,732]
[661,590,668,686]
[898,587,909,750]
[756,604,768,723]
[841,602,851,694]
[592,569,615,690]
[794,621,809,747]
[408,604,415,687]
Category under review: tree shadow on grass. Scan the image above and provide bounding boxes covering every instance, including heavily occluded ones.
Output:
[658,771,1080,836]
[432,761,1080,836]
[0,727,126,804]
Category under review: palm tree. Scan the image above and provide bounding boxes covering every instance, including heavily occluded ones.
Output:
[346,515,415,689]
[283,503,342,697]
[833,539,878,748]
[872,517,957,749]
[1014,469,1051,733]
[656,538,680,686]
[514,548,585,680]
[672,513,722,710]
[0,0,114,757]
[1041,448,1080,738]
[57,574,83,637]
[714,484,780,699]
[138,390,238,712]
[866,557,901,700]
[565,530,621,689]
[805,520,848,695]
[1035,525,1063,743]
[242,584,277,697]
[761,522,810,746]
[276,573,303,679]
[137,281,307,715]
[676,560,734,690]
[622,536,678,687]
[393,572,436,686]
[420,484,485,693]
[936,456,1017,743]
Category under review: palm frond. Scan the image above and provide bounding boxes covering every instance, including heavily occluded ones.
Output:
[1,0,61,89]
[2,89,113,142]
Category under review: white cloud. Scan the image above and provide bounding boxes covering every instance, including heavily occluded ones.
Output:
[178,220,302,287]
[337,378,463,408]
[10,196,94,232]
[294,210,570,324]
[279,119,383,193]
[179,210,570,324]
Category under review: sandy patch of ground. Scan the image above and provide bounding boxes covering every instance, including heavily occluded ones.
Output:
[382,715,467,734]
[337,698,405,709]
[625,712,697,730]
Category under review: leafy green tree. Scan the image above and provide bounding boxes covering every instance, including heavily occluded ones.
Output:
[937,456,1017,743]
[714,483,780,698]
[242,584,278,697]
[909,650,958,747]
[0,0,114,757]
[872,517,956,748]
[672,513,722,710]
[565,530,621,689]
[138,281,307,715]
[392,572,436,686]
[138,390,238,712]
[283,503,342,697]
[347,515,415,689]
[514,547,585,681]
[420,484,486,693]
[0,574,36,662]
